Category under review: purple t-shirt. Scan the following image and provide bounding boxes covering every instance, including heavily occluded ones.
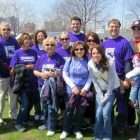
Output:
[102,36,134,79]
[32,44,46,59]
[68,31,85,46]
[10,48,37,67]
[56,46,71,61]
[34,52,65,86]
[0,36,20,64]
[10,48,38,87]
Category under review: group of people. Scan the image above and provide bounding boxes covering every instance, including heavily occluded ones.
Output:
[0,16,140,140]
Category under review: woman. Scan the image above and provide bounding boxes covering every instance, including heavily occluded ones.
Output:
[32,30,47,58]
[60,41,91,140]
[10,33,39,132]
[86,32,100,56]
[88,45,119,140]
[56,32,71,61]
[34,37,65,136]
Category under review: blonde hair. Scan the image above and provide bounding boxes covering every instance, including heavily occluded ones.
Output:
[43,37,56,46]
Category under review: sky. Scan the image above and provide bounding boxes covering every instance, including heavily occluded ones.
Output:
[0,0,138,29]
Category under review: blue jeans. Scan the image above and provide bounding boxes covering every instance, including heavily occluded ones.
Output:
[95,94,115,140]
[129,86,140,104]
[16,93,29,125]
[41,99,57,131]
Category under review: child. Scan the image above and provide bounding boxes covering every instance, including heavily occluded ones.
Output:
[126,53,140,108]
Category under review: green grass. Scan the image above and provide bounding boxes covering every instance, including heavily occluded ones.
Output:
[0,99,138,140]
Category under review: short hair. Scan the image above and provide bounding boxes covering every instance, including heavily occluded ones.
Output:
[34,30,47,45]
[70,16,81,24]
[18,33,32,46]
[108,19,121,27]
[86,32,100,44]
[71,41,88,57]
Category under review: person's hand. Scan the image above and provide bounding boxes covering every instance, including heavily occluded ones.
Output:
[72,86,80,95]
[25,64,34,69]
[122,80,131,89]
[80,89,87,96]
[40,71,50,79]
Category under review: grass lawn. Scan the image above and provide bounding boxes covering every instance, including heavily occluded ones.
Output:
[0,99,138,140]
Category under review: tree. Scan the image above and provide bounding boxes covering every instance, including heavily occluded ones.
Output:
[56,0,109,32]
[127,0,140,19]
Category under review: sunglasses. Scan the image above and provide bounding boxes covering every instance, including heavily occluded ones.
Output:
[132,27,140,31]
[2,28,11,31]
[74,48,84,51]
[87,39,95,42]
[46,44,55,46]
[61,38,69,41]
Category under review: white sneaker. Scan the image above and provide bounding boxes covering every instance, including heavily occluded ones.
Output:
[34,115,40,121]
[75,132,83,139]
[60,131,68,139]
[38,125,47,130]
[47,130,55,136]
[15,124,26,132]
[0,118,3,123]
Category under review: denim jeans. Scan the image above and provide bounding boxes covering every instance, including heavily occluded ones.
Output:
[95,94,115,140]
[41,99,57,131]
[129,86,140,104]
[16,93,29,125]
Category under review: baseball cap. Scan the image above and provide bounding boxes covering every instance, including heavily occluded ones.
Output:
[131,20,140,29]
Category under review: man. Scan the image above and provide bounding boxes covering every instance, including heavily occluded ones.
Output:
[130,20,140,139]
[68,16,85,46]
[130,20,140,53]
[0,22,20,121]
[102,19,135,131]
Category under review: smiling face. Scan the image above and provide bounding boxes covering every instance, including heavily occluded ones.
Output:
[132,26,140,39]
[60,32,70,49]
[43,37,56,56]
[0,23,11,39]
[108,22,120,38]
[37,32,46,44]
[71,20,81,33]
[74,44,85,58]
[91,47,102,64]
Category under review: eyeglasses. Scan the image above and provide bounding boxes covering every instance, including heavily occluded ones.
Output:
[61,38,69,41]
[132,27,140,31]
[46,44,55,46]
[74,48,84,51]
[2,28,11,31]
[87,39,95,42]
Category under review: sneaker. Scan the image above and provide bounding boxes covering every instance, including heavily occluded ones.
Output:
[47,130,55,136]
[15,124,26,132]
[60,131,68,139]
[34,115,40,121]
[0,118,3,124]
[75,132,83,139]
[38,124,47,130]
[40,115,45,121]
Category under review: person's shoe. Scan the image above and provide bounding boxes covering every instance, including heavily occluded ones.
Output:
[75,132,83,139]
[60,131,68,139]
[0,118,4,124]
[47,130,55,136]
[15,124,26,132]
[34,115,40,121]
[38,124,47,130]
[40,115,45,121]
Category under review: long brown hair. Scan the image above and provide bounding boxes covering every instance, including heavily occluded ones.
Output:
[91,45,109,72]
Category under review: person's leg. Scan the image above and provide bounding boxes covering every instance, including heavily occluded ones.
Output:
[47,104,57,132]
[16,93,29,125]
[102,95,115,140]
[95,97,103,139]
[0,78,9,122]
